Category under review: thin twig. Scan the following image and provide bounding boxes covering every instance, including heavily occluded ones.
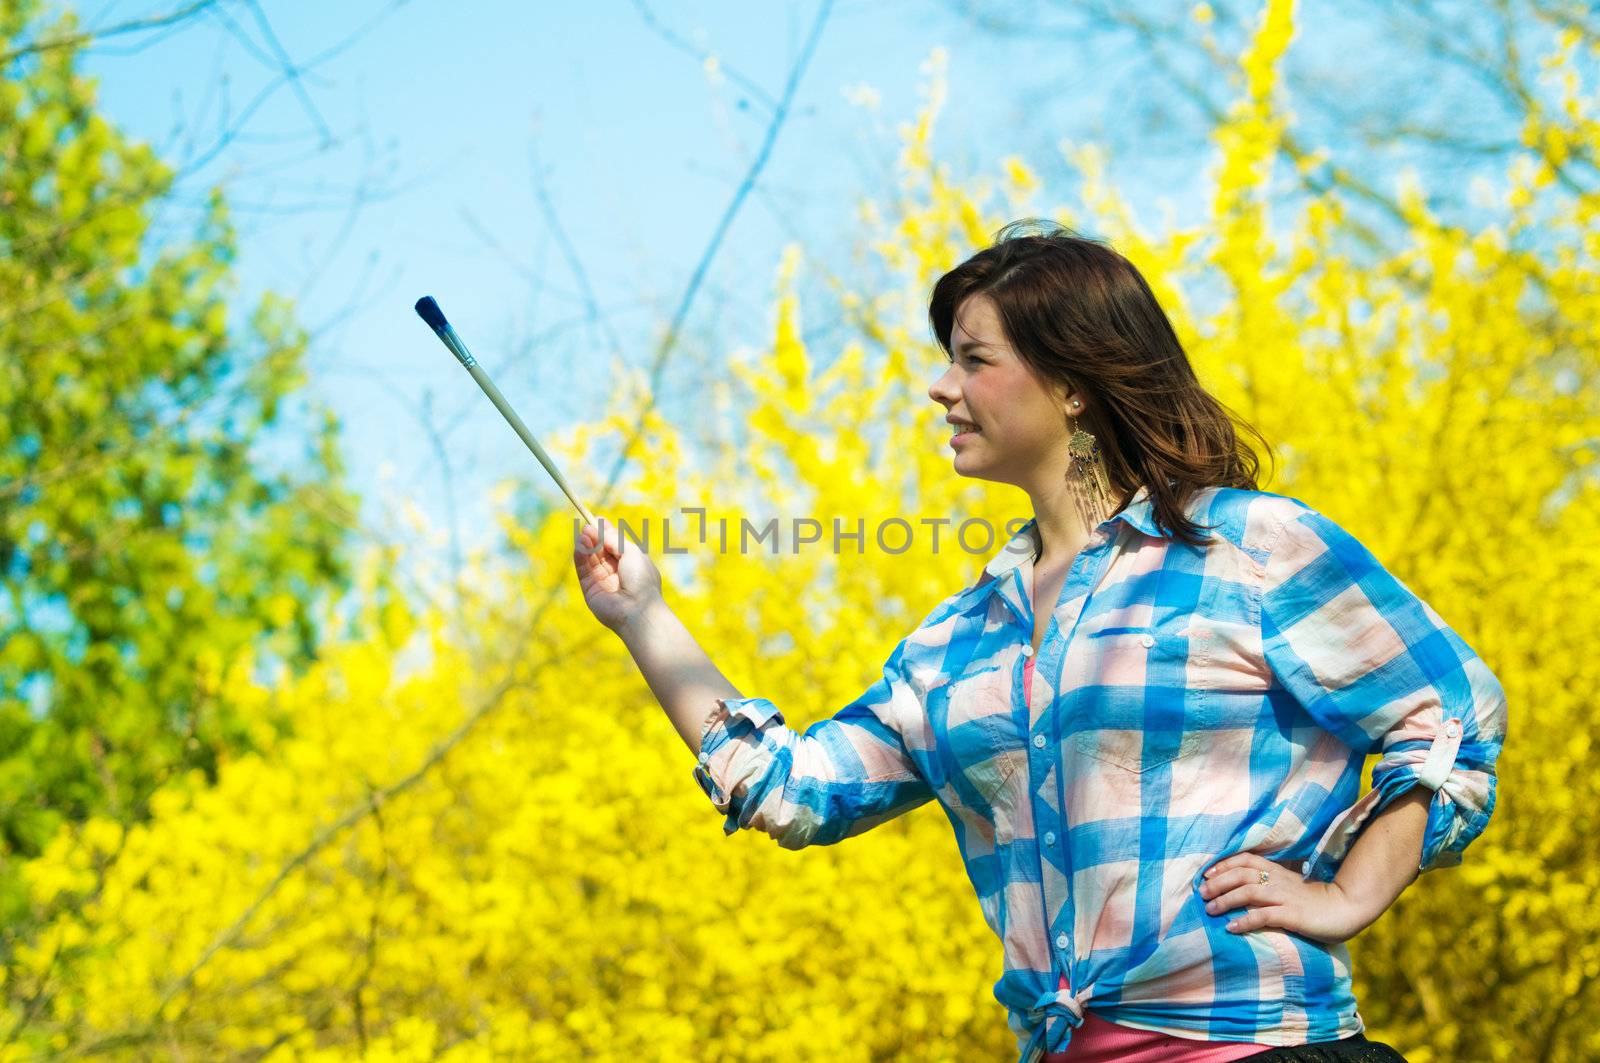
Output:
[0,0,219,65]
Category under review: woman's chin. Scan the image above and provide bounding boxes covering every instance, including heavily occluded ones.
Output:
[951,449,1020,487]
[951,451,994,480]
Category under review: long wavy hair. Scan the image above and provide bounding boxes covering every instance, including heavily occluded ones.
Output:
[928,218,1275,548]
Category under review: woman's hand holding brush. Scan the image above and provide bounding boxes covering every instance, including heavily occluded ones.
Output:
[573,518,664,635]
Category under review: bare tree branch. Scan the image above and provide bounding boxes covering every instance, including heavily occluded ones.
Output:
[628,0,780,115]
[587,0,837,506]
[238,0,333,146]
[0,0,219,65]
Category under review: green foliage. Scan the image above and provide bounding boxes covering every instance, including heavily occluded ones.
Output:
[0,0,355,929]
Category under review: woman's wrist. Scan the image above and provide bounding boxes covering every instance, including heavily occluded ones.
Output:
[614,593,671,642]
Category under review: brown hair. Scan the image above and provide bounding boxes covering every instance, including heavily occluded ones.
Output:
[928,218,1275,548]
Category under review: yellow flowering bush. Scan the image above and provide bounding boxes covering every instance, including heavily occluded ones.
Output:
[5,0,1596,1058]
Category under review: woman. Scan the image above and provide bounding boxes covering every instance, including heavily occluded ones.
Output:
[572,221,1507,1063]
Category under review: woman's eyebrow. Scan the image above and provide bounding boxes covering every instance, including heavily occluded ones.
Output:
[954,339,993,352]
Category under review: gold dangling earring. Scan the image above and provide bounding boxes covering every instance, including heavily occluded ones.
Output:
[1066,400,1114,520]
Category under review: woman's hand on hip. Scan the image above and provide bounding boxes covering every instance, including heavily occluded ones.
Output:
[1198,852,1372,945]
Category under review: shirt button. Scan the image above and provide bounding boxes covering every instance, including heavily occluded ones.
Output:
[1445,718,1462,739]
[1044,831,1056,846]
[1056,932,1069,949]
[1139,634,1155,648]
[1033,734,1047,749]
[1021,644,1034,657]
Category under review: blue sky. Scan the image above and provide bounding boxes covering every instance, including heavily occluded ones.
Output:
[67,0,1549,609]
[77,0,1088,592]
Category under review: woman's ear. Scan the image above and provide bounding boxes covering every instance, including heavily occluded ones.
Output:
[1049,376,1085,417]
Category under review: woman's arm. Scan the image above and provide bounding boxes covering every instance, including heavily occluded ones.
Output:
[572,519,737,757]
[629,599,941,848]
[1330,784,1432,929]
[615,596,740,760]
[1200,502,1507,942]
[574,517,939,848]
[1258,505,1507,881]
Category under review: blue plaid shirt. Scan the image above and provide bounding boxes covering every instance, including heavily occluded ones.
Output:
[692,485,1506,1061]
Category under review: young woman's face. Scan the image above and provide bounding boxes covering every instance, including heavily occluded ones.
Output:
[929,293,1072,485]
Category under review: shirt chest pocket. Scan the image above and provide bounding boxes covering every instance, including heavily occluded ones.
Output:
[937,663,1026,805]
[1070,627,1209,774]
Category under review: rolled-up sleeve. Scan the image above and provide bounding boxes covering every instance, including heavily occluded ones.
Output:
[1259,507,1508,882]
[691,635,937,849]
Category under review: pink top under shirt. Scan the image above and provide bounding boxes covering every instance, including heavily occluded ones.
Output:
[1025,658,1272,1063]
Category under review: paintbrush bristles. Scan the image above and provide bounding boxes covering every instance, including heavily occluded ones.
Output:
[413,295,449,333]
